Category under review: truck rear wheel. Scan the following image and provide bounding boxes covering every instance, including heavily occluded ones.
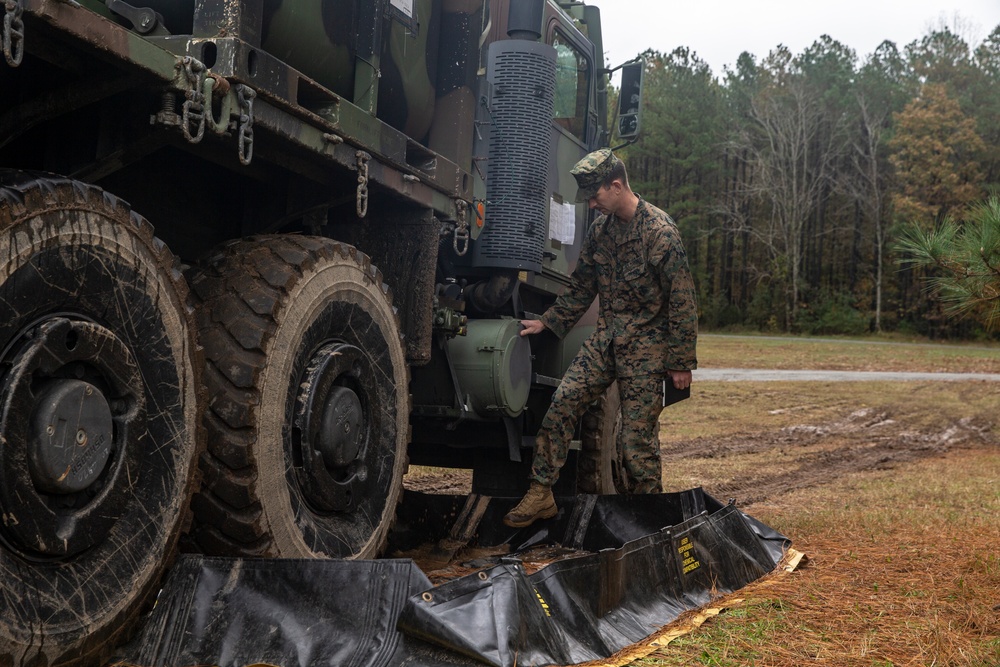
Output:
[190,236,409,559]
[577,382,625,494]
[0,174,200,666]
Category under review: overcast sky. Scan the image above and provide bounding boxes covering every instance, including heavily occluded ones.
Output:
[599,0,1000,77]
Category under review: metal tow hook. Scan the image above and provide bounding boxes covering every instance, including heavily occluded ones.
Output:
[3,0,24,68]
[201,73,233,136]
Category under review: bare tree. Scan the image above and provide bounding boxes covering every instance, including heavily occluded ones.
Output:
[737,48,849,325]
[837,42,910,332]
[848,93,890,331]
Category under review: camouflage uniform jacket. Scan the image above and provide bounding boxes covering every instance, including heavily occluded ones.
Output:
[540,197,698,376]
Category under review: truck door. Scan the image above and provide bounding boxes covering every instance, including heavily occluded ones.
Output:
[543,15,598,279]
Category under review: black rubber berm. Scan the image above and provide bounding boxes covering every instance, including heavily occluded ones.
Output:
[189,235,409,560]
[0,172,201,666]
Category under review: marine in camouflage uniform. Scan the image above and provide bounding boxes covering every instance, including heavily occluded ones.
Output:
[504,148,698,528]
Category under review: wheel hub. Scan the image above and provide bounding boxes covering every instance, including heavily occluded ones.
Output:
[0,317,143,558]
[317,385,364,469]
[293,342,372,513]
[30,379,114,494]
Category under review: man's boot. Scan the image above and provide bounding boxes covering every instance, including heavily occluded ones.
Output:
[503,482,557,528]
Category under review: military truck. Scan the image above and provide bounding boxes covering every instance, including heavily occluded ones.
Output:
[0,0,643,663]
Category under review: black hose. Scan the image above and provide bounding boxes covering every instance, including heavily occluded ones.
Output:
[465,270,519,314]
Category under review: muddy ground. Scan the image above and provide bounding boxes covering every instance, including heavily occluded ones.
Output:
[402,399,998,510]
[662,406,996,508]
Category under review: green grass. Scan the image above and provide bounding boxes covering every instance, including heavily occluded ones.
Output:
[655,600,792,666]
[698,333,1000,373]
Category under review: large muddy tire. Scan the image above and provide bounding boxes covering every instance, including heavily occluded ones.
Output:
[189,236,409,559]
[0,174,201,666]
[577,382,625,494]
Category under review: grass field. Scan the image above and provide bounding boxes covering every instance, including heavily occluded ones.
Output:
[698,333,1000,374]
[634,334,1000,667]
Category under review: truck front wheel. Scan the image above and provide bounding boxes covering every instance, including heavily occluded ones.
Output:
[189,236,409,559]
[0,174,201,666]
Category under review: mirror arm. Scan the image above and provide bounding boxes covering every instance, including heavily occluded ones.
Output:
[601,57,643,76]
[611,138,638,152]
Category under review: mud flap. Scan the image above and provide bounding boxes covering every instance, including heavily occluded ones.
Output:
[114,489,789,667]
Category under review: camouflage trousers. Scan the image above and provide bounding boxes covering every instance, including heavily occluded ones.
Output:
[530,335,665,493]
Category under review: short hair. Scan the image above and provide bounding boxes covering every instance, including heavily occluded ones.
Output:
[601,158,628,190]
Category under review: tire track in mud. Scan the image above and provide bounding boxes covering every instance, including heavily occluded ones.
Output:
[404,405,998,506]
[663,408,997,507]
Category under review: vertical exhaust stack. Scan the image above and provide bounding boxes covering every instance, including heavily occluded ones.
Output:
[506,0,544,40]
[470,0,555,279]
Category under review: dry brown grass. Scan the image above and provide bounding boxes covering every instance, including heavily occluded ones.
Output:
[638,348,1000,667]
[641,447,1000,666]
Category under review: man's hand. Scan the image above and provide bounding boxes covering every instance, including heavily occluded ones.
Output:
[667,369,692,390]
[519,319,546,336]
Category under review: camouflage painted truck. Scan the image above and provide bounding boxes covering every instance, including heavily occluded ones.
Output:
[0,0,643,663]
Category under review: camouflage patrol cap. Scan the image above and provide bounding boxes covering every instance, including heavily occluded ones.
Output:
[571,148,621,202]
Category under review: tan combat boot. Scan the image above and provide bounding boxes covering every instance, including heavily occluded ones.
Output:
[503,482,558,528]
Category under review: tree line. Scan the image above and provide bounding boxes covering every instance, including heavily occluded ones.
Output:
[619,22,1000,338]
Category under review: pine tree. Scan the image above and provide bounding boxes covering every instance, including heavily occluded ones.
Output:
[895,197,1000,330]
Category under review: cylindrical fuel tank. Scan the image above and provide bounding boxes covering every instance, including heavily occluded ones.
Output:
[445,318,531,418]
[261,0,441,141]
[261,0,360,100]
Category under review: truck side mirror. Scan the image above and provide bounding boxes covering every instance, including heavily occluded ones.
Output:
[615,59,644,141]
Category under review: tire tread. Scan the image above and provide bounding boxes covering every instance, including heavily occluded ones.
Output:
[0,171,203,666]
[190,235,407,558]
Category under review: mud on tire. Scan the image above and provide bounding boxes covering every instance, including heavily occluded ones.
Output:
[189,235,409,559]
[0,173,201,666]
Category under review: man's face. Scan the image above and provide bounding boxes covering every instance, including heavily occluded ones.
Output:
[587,180,621,217]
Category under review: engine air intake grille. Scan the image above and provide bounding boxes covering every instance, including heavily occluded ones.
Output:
[474,40,556,272]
